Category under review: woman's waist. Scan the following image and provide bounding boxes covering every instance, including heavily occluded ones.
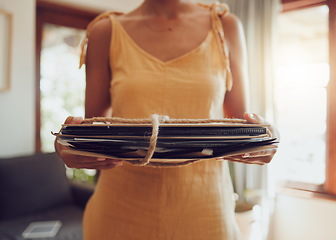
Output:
[96,160,231,197]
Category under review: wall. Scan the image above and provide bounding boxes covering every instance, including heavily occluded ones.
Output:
[52,0,142,12]
[0,0,35,157]
[269,193,336,240]
[48,0,213,12]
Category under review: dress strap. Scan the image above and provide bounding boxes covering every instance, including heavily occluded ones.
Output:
[79,11,123,68]
[198,2,233,91]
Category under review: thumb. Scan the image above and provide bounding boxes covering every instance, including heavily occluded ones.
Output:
[244,113,264,124]
[64,116,83,124]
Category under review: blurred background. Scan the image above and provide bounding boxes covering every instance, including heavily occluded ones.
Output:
[0,0,335,239]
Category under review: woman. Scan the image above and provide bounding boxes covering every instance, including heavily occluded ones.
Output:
[55,0,277,239]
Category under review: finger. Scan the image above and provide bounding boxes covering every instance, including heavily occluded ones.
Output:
[60,150,123,168]
[65,159,123,169]
[226,153,273,165]
[64,116,83,124]
[67,156,122,165]
[243,112,265,124]
[236,159,266,165]
[84,160,123,169]
[247,148,277,158]
[95,163,124,170]
[69,154,123,164]
[227,157,265,165]
[228,147,277,160]
[75,162,123,170]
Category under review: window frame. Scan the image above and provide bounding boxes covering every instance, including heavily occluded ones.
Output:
[280,0,336,196]
[35,0,100,152]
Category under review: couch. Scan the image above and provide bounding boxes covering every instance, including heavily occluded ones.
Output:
[0,152,94,240]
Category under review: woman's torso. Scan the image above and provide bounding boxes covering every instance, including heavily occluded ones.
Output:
[82,3,240,240]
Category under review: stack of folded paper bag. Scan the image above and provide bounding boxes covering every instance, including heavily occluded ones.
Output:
[53,116,278,167]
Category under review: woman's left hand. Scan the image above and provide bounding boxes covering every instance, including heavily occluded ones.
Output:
[221,113,279,165]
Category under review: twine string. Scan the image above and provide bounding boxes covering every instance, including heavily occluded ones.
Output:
[82,116,247,125]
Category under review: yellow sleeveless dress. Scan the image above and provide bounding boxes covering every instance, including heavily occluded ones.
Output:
[81,3,240,240]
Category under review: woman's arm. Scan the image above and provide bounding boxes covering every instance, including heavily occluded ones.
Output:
[222,13,249,119]
[85,18,112,118]
[55,18,123,169]
[221,14,278,165]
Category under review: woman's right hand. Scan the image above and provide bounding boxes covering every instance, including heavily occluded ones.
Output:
[55,116,123,170]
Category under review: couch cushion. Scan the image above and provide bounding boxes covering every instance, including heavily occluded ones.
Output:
[0,205,83,240]
[0,152,73,221]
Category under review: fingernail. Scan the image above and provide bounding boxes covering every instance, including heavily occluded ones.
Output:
[248,113,255,120]
[114,161,123,166]
[242,153,250,158]
[73,117,83,123]
[97,157,106,161]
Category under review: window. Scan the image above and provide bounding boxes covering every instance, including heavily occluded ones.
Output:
[274,5,329,184]
[276,0,336,195]
[36,1,100,183]
[36,0,99,152]
[40,24,85,152]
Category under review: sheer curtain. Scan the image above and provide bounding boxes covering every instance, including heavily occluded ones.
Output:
[220,0,280,239]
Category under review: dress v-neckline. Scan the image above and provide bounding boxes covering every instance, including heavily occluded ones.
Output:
[114,16,213,65]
